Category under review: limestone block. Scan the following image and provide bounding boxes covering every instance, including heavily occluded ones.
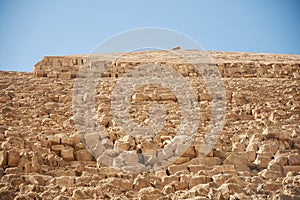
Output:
[167,165,188,175]
[58,72,71,79]
[10,177,25,189]
[218,183,244,199]
[0,151,7,167]
[174,175,190,191]
[7,137,24,149]
[40,138,50,148]
[75,149,93,161]
[24,162,40,173]
[96,154,113,167]
[199,93,211,101]
[51,144,65,153]
[189,175,211,188]
[18,156,30,169]
[93,143,105,158]
[173,157,191,165]
[120,151,139,165]
[72,188,88,199]
[52,169,76,177]
[212,165,236,174]
[156,147,173,163]
[255,155,272,169]
[232,143,246,152]
[212,174,233,187]
[141,139,159,154]
[160,93,176,101]
[23,174,52,186]
[106,177,133,190]
[133,176,151,190]
[115,141,131,151]
[47,73,58,78]
[274,155,288,166]
[268,162,283,173]
[257,140,279,155]
[189,157,222,166]
[162,175,180,185]
[138,190,162,200]
[240,151,256,162]
[0,191,16,200]
[223,152,248,165]
[178,145,196,158]
[288,153,300,165]
[143,153,157,166]
[282,166,300,176]
[53,195,71,200]
[132,93,147,102]
[225,175,247,187]
[61,148,74,161]
[261,127,280,140]
[7,149,20,167]
[34,70,45,77]
[235,164,250,172]
[75,143,85,151]
[122,163,147,174]
[72,134,82,145]
[199,112,209,122]
[84,133,100,148]
[60,136,73,146]
[112,157,123,168]
[262,181,281,191]
[55,176,75,187]
[258,169,283,180]
[47,135,60,145]
[188,165,212,174]
[162,184,174,194]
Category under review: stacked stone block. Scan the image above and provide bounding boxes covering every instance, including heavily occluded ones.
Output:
[0,50,299,199]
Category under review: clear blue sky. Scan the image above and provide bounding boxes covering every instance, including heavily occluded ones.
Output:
[0,0,299,72]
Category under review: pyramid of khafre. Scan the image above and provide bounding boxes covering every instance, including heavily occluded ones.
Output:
[0,50,299,199]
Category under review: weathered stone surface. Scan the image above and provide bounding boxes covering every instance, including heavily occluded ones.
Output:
[53,195,71,200]
[189,175,211,188]
[162,175,180,185]
[167,164,188,175]
[188,165,212,174]
[274,155,288,166]
[255,154,272,169]
[55,176,75,187]
[162,184,174,194]
[223,152,248,165]
[75,149,93,161]
[138,187,162,200]
[33,51,300,79]
[7,149,20,167]
[61,148,74,161]
[258,169,283,180]
[72,188,88,199]
[0,190,16,200]
[0,151,7,167]
[282,166,300,176]
[23,174,52,186]
[133,176,151,190]
[288,153,300,166]
[218,183,244,199]
[188,157,222,166]
[0,50,299,199]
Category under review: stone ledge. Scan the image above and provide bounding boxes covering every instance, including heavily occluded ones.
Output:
[33,50,300,79]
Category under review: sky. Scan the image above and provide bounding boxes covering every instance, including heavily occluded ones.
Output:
[0,0,299,72]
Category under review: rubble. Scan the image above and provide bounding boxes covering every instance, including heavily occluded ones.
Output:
[0,50,299,199]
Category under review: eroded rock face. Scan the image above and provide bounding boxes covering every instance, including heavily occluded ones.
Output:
[0,50,299,199]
